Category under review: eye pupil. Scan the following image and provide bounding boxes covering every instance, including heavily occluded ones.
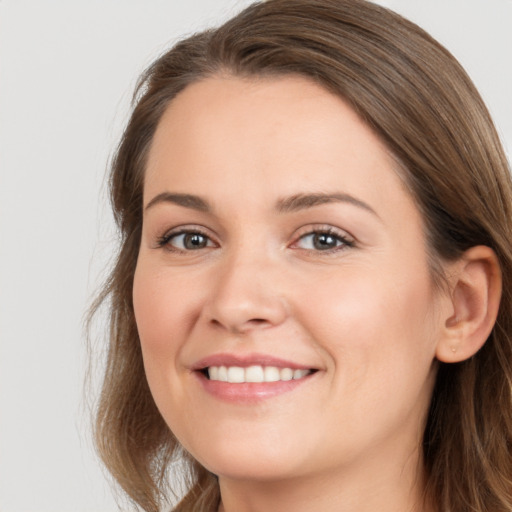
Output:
[314,233,338,250]
[184,233,207,249]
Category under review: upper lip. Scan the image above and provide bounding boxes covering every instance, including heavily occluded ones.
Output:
[191,352,317,371]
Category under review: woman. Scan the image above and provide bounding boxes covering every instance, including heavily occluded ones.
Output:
[90,0,512,511]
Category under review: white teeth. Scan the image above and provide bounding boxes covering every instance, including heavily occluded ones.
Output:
[246,365,265,383]
[264,366,281,382]
[209,366,219,380]
[293,369,309,380]
[227,366,245,383]
[217,366,228,382]
[207,365,312,383]
[280,368,294,381]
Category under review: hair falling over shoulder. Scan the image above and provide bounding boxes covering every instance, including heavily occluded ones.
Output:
[88,0,512,510]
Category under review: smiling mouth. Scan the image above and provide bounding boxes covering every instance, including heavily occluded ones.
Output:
[200,365,317,383]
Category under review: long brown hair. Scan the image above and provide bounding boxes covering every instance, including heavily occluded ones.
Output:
[89,1,512,510]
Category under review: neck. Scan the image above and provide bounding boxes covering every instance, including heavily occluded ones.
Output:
[217,445,434,512]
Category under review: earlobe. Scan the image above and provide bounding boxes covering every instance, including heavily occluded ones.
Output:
[436,246,502,363]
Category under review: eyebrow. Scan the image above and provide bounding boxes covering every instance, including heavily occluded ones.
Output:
[145,192,210,212]
[275,192,379,218]
[144,191,379,218]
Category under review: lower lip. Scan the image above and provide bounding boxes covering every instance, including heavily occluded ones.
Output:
[194,371,315,403]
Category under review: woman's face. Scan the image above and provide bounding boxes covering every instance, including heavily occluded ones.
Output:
[134,76,445,483]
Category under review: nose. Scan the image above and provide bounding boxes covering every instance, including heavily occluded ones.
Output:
[202,249,289,335]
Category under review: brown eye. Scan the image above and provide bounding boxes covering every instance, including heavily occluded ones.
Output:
[160,231,214,251]
[296,231,350,251]
[182,233,209,249]
[312,233,340,250]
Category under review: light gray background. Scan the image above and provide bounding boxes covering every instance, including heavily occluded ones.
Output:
[0,1,510,511]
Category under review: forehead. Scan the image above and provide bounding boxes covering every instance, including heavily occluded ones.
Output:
[144,74,414,220]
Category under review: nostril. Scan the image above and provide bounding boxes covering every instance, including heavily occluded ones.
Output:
[209,317,270,333]
[246,318,271,328]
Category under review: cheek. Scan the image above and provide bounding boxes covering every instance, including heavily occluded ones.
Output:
[294,262,438,385]
[132,262,205,428]
[133,263,201,354]
[298,264,439,442]
[132,263,202,402]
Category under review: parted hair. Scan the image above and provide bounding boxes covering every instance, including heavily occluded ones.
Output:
[89,1,512,511]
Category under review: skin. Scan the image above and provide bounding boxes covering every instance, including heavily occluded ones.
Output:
[133,75,456,512]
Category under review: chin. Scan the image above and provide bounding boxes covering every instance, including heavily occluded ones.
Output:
[188,434,308,482]
[205,456,300,482]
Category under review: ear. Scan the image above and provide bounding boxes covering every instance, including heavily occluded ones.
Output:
[436,246,502,363]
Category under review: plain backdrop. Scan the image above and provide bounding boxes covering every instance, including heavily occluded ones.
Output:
[0,1,510,511]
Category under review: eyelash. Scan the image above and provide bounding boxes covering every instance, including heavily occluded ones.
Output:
[156,227,215,252]
[156,225,355,254]
[292,226,355,253]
